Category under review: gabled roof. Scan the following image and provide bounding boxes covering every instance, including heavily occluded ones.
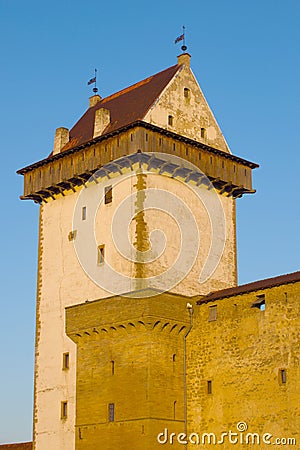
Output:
[198,270,300,304]
[62,64,180,152]
[0,443,32,450]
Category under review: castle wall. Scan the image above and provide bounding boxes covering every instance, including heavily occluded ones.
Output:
[66,293,191,450]
[187,282,300,448]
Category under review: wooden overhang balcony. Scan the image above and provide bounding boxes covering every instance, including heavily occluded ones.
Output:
[17,121,258,203]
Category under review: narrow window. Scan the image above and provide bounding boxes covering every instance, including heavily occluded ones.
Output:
[244,169,247,176]
[234,165,236,173]
[61,401,68,419]
[104,185,112,204]
[68,230,77,241]
[201,128,206,139]
[108,403,115,422]
[210,156,213,164]
[279,369,287,384]
[111,361,115,375]
[97,245,105,265]
[63,352,69,370]
[207,380,212,394]
[222,161,225,169]
[159,137,162,146]
[251,294,265,311]
[208,305,217,322]
[117,138,120,147]
[185,148,189,156]
[82,206,87,221]
[172,354,176,362]
[168,115,174,126]
[184,87,190,99]
[82,153,85,161]
[198,152,201,160]
[145,133,148,142]
[173,143,176,151]
[130,133,134,141]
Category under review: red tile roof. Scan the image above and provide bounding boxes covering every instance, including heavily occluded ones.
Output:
[198,270,300,304]
[61,64,180,152]
[0,443,32,450]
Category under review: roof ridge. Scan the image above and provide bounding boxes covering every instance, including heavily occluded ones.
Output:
[100,64,178,105]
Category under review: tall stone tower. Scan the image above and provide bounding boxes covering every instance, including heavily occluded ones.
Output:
[18,53,257,449]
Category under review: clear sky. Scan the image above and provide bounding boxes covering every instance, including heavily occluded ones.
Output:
[0,0,299,444]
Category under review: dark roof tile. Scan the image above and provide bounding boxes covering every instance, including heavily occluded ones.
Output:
[60,64,180,152]
[0,443,32,450]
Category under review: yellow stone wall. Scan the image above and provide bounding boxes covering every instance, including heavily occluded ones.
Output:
[144,62,230,153]
[187,281,300,448]
[66,291,193,450]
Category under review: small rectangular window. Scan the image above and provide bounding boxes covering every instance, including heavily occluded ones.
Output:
[168,115,174,126]
[130,134,134,141]
[63,352,69,370]
[279,369,287,384]
[104,186,112,204]
[251,294,265,311]
[68,230,77,241]
[207,380,212,394]
[184,87,190,99]
[98,245,105,265]
[82,206,87,220]
[145,133,148,142]
[208,305,217,322]
[201,128,206,139]
[61,401,68,419]
[185,148,189,156]
[108,403,115,422]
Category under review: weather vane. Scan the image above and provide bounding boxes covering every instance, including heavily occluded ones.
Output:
[87,68,98,94]
[174,26,187,52]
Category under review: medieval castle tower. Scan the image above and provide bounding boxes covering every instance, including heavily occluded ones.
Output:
[17,53,299,449]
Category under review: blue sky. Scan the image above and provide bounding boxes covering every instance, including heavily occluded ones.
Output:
[0,0,299,444]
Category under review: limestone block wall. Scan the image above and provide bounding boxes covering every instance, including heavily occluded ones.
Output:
[144,64,230,153]
[66,292,191,450]
[187,282,300,448]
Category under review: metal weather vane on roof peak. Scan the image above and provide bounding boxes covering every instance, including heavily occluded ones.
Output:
[174,26,187,52]
[87,68,98,94]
